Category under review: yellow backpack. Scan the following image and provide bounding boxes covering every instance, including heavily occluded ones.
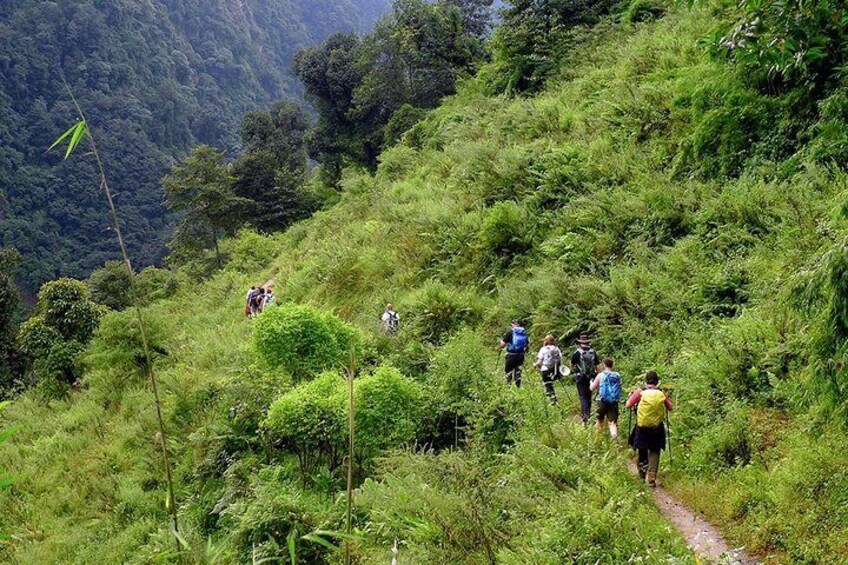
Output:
[637,388,666,428]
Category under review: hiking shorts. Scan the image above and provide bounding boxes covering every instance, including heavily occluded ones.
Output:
[596,400,619,423]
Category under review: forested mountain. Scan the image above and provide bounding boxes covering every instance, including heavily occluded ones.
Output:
[0,0,390,293]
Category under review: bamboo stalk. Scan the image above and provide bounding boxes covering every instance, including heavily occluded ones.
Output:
[343,351,356,565]
[58,78,181,551]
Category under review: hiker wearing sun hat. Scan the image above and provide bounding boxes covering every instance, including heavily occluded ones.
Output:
[570,333,600,424]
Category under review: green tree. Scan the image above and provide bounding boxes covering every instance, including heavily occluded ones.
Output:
[87,260,134,311]
[718,0,848,95]
[294,33,367,183]
[232,101,315,231]
[0,248,21,389]
[162,146,248,265]
[294,0,488,181]
[16,278,102,391]
[489,0,618,94]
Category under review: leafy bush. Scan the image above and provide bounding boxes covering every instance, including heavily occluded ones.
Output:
[355,366,424,457]
[87,261,133,311]
[624,0,664,23]
[254,304,360,380]
[16,279,103,391]
[478,201,533,270]
[406,281,487,345]
[719,0,848,94]
[38,278,102,343]
[84,310,168,384]
[264,371,346,475]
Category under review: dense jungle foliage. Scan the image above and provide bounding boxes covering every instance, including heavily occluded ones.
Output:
[0,0,390,292]
[3,0,848,563]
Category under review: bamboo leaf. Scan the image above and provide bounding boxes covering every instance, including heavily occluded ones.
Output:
[0,425,18,444]
[287,529,297,564]
[47,121,82,153]
[172,528,191,550]
[301,532,338,551]
[65,121,89,159]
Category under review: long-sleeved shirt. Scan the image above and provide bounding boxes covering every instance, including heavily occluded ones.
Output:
[625,385,674,411]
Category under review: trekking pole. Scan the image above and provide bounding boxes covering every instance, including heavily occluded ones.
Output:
[494,349,503,376]
[665,413,672,468]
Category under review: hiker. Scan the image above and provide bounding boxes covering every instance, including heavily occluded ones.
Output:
[250,287,266,317]
[246,286,262,317]
[262,288,276,310]
[245,285,257,317]
[626,370,674,487]
[534,335,562,404]
[590,358,622,438]
[570,334,600,424]
[499,320,529,387]
[381,303,400,334]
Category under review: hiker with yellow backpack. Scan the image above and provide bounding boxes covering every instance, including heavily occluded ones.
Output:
[626,370,673,487]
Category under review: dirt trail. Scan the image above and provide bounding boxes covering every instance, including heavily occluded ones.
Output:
[628,462,757,564]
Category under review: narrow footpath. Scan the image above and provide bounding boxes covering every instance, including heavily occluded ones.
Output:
[628,462,757,564]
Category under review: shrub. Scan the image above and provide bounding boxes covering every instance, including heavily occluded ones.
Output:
[85,310,168,383]
[355,366,424,458]
[263,372,347,475]
[478,201,532,270]
[624,0,664,23]
[87,261,133,311]
[254,304,360,380]
[407,281,487,345]
[16,280,103,392]
[38,278,103,343]
[135,266,180,302]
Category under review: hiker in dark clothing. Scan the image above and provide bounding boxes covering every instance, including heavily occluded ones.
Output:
[626,370,674,487]
[570,334,600,424]
[250,287,266,317]
[499,320,529,387]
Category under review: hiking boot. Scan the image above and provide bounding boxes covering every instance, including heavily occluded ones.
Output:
[637,466,647,480]
[646,471,657,487]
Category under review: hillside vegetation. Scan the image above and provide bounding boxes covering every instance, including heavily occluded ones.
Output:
[3,1,848,563]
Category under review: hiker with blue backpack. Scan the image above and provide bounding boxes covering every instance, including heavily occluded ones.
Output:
[590,358,622,438]
[570,334,600,424]
[499,320,529,387]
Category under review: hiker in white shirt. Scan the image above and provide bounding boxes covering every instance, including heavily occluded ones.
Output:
[534,334,562,404]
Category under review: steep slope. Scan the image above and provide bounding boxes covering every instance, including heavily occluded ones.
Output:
[0,0,390,293]
[3,3,848,564]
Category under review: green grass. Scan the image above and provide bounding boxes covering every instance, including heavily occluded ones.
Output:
[3,2,848,562]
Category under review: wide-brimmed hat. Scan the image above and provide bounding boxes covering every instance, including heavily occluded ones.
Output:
[576,334,592,345]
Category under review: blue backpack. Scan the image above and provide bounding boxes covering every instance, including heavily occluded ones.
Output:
[598,371,622,403]
[507,327,528,353]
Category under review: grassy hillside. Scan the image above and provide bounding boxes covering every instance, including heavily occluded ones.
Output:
[3,2,848,563]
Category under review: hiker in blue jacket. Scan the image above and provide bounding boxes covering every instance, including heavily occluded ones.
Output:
[591,358,622,439]
[499,319,529,387]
